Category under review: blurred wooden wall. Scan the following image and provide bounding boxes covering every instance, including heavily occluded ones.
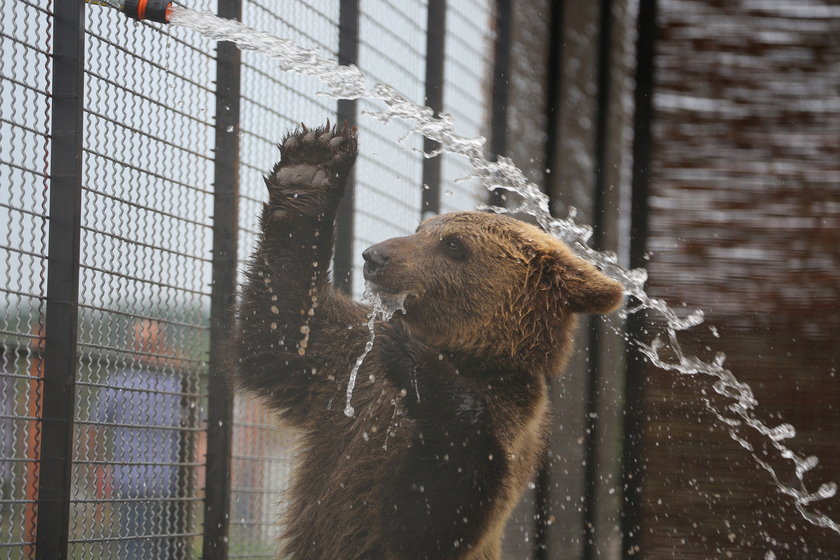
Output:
[640,1,840,558]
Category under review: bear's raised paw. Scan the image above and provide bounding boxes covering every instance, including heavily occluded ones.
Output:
[275,121,357,175]
[264,121,358,214]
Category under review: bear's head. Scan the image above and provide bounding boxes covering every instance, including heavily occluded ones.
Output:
[362,212,624,373]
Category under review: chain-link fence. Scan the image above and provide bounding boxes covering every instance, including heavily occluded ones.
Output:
[0,0,501,558]
[7,1,840,559]
[0,1,52,556]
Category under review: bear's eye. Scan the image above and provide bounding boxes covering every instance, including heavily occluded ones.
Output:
[440,236,468,260]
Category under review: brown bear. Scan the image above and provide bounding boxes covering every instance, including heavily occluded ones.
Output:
[234,123,624,560]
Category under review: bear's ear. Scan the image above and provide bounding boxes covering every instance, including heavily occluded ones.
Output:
[540,249,624,315]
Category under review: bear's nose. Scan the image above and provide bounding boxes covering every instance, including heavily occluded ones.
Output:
[362,245,390,277]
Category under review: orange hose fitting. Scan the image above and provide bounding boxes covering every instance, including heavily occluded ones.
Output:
[122,0,172,23]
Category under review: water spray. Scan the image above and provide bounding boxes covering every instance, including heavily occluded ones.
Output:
[86,0,173,24]
[80,1,839,539]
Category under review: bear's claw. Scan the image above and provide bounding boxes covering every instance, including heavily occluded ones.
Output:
[264,121,358,208]
[276,120,357,170]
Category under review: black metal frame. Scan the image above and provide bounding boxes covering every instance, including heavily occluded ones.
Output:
[622,0,657,557]
[202,1,243,557]
[333,0,360,294]
[421,0,447,217]
[16,1,652,558]
[36,3,86,559]
[582,1,615,558]
[489,0,512,208]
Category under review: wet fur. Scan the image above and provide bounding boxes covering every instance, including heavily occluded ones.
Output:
[233,123,624,560]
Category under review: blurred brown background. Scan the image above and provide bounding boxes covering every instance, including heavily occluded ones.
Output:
[641,0,840,557]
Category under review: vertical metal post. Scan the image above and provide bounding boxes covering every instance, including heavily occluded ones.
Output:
[334,0,360,293]
[489,0,512,208]
[202,0,241,557]
[534,3,565,559]
[36,3,85,559]
[582,1,614,559]
[421,0,446,218]
[622,0,657,557]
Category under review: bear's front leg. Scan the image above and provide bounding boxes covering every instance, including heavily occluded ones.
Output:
[235,123,362,425]
[377,326,508,559]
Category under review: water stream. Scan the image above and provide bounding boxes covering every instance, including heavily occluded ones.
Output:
[343,286,408,418]
[167,5,840,539]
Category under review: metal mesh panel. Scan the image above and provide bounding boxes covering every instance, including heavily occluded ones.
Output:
[352,0,428,297]
[68,3,217,558]
[233,3,339,556]
[439,0,493,215]
[0,1,52,557]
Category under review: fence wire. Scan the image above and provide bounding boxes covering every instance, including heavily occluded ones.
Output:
[0,1,52,558]
[352,0,429,297]
[68,2,216,558]
[233,3,340,556]
[440,0,493,214]
[0,0,497,558]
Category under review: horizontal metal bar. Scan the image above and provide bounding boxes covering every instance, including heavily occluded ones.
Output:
[78,264,212,297]
[239,63,337,112]
[0,31,51,57]
[67,532,202,544]
[0,200,48,219]
[84,31,214,92]
[75,380,205,400]
[80,225,212,264]
[0,371,44,382]
[0,542,35,549]
[0,413,41,422]
[0,298,46,316]
[359,13,426,58]
[77,303,209,331]
[0,159,50,180]
[17,0,51,16]
[236,98,329,132]
[74,421,205,433]
[0,116,51,139]
[85,109,214,163]
[82,154,214,198]
[0,72,51,98]
[0,245,47,261]
[71,496,204,504]
[85,70,214,128]
[247,0,338,53]
[77,340,206,366]
[72,459,204,467]
[0,457,39,464]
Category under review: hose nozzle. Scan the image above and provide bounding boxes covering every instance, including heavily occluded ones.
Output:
[86,0,173,24]
[122,0,173,23]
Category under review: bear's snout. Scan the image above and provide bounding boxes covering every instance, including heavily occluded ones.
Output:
[362,243,391,278]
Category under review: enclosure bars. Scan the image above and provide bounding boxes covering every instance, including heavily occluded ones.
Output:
[582,0,616,558]
[201,0,243,557]
[333,0,360,294]
[421,0,447,218]
[35,3,86,559]
[533,2,565,558]
[621,0,657,557]
[488,0,512,209]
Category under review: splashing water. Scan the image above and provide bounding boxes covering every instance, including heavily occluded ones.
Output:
[343,286,408,418]
[168,5,839,536]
